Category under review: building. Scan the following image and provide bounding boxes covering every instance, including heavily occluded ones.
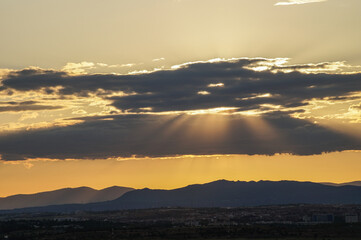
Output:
[345,215,359,223]
[312,214,334,223]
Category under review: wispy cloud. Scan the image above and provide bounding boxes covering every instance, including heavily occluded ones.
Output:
[275,0,327,6]
[152,57,165,62]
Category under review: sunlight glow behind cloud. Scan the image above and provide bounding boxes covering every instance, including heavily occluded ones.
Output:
[1,0,361,197]
[0,57,360,160]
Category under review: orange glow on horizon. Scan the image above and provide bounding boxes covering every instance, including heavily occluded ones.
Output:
[1,151,360,198]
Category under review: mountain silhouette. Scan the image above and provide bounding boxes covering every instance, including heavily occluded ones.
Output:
[2,180,361,214]
[320,181,361,187]
[0,186,133,210]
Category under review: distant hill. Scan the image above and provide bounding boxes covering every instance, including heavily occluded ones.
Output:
[2,180,361,214]
[0,186,134,210]
[320,181,361,187]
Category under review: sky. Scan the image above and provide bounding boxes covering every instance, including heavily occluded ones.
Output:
[0,0,360,197]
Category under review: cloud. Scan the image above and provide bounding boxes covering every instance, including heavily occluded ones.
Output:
[349,103,361,111]
[2,58,360,115]
[0,113,359,161]
[60,61,139,76]
[0,69,12,80]
[108,63,137,68]
[0,57,360,160]
[152,57,165,62]
[0,101,63,113]
[62,61,95,75]
[275,0,327,6]
[19,112,39,121]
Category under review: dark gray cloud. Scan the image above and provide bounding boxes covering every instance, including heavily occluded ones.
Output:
[0,113,359,160]
[0,101,62,112]
[1,58,360,113]
[0,58,360,160]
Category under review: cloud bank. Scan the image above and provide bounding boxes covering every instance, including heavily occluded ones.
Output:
[0,113,359,160]
[0,58,360,160]
[2,58,360,115]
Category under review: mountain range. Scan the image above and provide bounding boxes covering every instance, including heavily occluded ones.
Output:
[319,181,361,187]
[0,186,133,210]
[1,180,361,214]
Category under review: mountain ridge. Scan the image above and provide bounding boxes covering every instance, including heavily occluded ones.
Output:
[319,181,361,187]
[0,186,134,210]
[1,180,361,214]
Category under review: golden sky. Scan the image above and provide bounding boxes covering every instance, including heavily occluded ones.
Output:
[0,0,360,196]
[1,152,361,197]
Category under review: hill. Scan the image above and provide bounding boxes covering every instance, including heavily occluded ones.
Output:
[0,186,134,210]
[320,181,361,187]
[2,180,361,214]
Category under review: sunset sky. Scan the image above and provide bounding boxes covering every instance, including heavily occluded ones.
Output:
[0,0,360,197]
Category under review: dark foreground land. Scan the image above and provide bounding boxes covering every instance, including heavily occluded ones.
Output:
[1,205,361,239]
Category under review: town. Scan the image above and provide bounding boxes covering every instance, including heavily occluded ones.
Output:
[1,205,361,239]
